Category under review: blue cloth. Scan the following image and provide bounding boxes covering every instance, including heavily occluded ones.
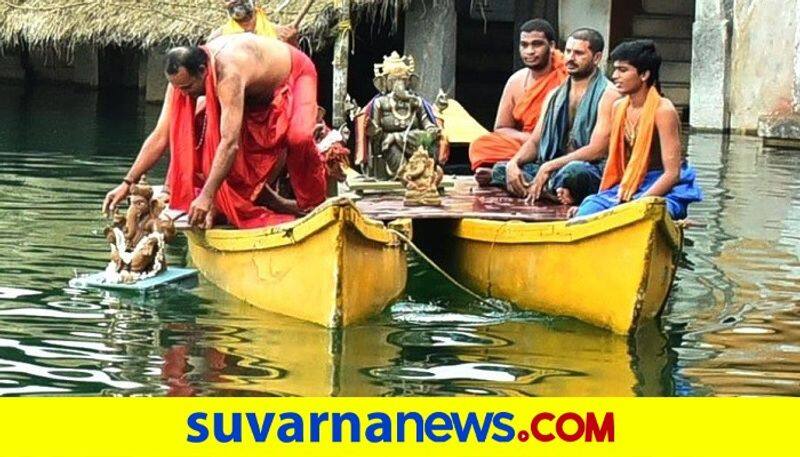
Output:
[576,163,703,219]
[491,160,603,204]
[538,71,609,162]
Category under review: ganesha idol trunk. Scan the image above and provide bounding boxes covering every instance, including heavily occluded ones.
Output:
[184,198,410,328]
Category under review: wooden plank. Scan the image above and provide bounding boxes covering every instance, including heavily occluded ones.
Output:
[69,267,198,292]
[354,177,570,222]
[346,174,455,193]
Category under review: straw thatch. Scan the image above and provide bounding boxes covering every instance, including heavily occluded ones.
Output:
[0,0,409,50]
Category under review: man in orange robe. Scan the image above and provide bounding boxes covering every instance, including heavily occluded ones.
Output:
[102,34,327,229]
[469,19,567,183]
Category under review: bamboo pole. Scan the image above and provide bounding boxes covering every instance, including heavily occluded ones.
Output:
[291,0,316,29]
[331,0,351,129]
[329,0,351,197]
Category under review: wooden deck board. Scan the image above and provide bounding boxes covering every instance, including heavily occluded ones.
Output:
[353,177,570,222]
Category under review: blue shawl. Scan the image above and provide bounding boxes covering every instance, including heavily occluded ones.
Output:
[538,71,610,162]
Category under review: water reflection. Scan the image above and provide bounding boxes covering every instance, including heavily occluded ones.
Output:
[366,317,670,397]
[0,83,798,396]
[666,134,800,396]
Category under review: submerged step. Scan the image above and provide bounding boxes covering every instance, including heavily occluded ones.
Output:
[633,15,693,39]
[623,37,693,61]
[642,0,694,16]
[660,61,691,84]
[661,83,690,105]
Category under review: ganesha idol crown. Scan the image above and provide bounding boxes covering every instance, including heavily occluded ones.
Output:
[374,51,415,79]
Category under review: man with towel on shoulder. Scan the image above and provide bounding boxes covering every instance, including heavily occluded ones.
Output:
[491,28,621,207]
[102,34,327,229]
[574,40,702,219]
[208,0,299,44]
[469,19,567,179]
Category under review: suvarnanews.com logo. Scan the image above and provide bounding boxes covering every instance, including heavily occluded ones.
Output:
[186,410,615,444]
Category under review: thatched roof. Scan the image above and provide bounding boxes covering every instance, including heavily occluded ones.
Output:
[0,0,409,50]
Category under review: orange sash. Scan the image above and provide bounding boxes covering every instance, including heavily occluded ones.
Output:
[512,50,567,131]
[600,86,661,201]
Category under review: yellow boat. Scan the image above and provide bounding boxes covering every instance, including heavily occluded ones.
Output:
[184,198,410,328]
[436,197,683,334]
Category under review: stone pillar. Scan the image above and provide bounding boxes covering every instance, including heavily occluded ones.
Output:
[145,47,168,103]
[689,0,731,131]
[756,1,800,143]
[138,50,148,93]
[403,0,456,100]
[795,1,800,112]
[72,44,99,87]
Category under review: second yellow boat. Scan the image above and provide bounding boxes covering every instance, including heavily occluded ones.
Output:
[433,197,683,334]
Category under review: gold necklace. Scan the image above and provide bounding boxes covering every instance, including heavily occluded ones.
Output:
[624,107,642,145]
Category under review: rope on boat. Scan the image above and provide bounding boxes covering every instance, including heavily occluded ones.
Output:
[388,228,505,311]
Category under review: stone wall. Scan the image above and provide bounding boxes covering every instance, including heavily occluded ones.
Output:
[729,0,798,132]
[691,0,800,139]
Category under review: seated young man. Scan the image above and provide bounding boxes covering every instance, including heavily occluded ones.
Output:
[574,40,702,219]
[469,19,567,180]
[491,28,621,206]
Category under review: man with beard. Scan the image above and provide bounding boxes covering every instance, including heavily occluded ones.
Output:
[490,28,621,208]
[574,40,702,219]
[101,34,327,229]
[208,0,298,45]
[469,19,567,182]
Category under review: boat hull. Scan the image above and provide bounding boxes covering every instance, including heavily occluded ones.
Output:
[441,197,683,334]
[185,199,408,327]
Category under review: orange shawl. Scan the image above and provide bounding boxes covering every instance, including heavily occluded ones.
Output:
[512,50,568,131]
[600,86,661,201]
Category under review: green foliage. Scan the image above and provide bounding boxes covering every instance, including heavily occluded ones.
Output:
[419,132,436,153]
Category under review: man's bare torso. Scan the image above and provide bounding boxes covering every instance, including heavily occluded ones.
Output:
[205,34,292,106]
[568,80,589,124]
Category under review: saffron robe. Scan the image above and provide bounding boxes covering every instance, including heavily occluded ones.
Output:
[167,46,326,229]
[468,51,567,170]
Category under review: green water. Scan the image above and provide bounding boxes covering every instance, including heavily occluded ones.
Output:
[0,84,798,396]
